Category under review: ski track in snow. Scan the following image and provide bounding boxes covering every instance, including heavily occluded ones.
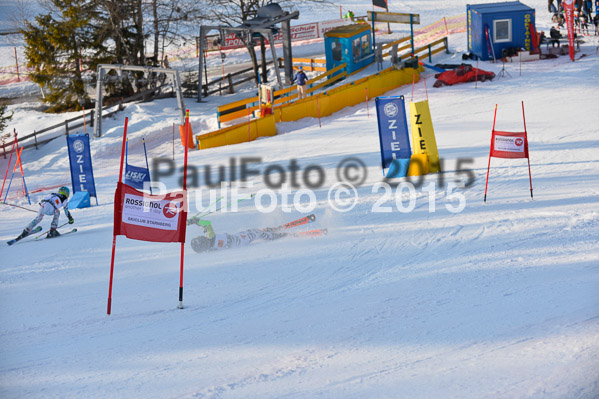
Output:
[1,0,599,398]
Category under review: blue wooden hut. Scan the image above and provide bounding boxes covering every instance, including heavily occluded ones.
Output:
[324,24,374,74]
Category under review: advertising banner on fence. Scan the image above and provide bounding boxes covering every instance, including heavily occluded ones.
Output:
[409,100,440,172]
[113,182,187,243]
[220,19,350,50]
[375,96,412,178]
[66,134,97,198]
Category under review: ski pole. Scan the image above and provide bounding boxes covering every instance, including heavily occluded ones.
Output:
[1,201,37,213]
[34,221,71,239]
[190,195,224,220]
[196,193,255,219]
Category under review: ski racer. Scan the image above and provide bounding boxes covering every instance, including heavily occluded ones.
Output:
[16,186,74,240]
[188,218,285,253]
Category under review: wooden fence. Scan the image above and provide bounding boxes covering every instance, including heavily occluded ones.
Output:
[0,87,165,157]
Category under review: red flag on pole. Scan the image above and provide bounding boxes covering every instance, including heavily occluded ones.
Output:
[563,0,576,61]
[484,102,533,202]
[113,182,187,243]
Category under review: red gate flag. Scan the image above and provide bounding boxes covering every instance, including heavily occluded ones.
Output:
[490,131,528,159]
[113,182,187,243]
[484,102,533,202]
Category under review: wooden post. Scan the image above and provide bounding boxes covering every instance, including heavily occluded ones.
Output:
[227,74,234,93]
[14,47,20,83]
[82,106,87,135]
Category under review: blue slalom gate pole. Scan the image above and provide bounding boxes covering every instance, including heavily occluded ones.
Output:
[142,137,152,195]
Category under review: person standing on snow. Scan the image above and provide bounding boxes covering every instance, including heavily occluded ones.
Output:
[188,218,285,253]
[292,66,308,100]
[16,186,74,240]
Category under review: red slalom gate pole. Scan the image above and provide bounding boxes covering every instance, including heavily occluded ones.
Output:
[316,94,321,128]
[411,72,416,102]
[1,134,17,199]
[247,109,251,141]
[423,77,429,101]
[522,101,533,199]
[107,117,129,315]
[180,110,190,309]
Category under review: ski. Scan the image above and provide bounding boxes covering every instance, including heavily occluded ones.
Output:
[35,229,77,240]
[6,226,43,246]
[289,228,328,237]
[277,214,316,232]
[35,227,78,240]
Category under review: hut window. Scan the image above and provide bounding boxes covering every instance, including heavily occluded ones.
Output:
[332,41,342,61]
[493,19,512,43]
[353,38,361,61]
[361,34,371,56]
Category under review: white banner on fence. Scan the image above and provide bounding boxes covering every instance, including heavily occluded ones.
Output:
[217,18,351,50]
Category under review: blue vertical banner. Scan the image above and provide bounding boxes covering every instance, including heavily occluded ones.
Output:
[375,96,412,178]
[66,133,97,199]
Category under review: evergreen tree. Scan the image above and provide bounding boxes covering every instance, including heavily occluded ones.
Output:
[0,104,14,136]
[22,0,97,112]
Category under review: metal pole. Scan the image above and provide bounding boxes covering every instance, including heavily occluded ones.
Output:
[281,20,294,85]
[197,27,206,102]
[410,14,415,55]
[94,66,103,137]
[14,47,20,82]
[267,31,283,90]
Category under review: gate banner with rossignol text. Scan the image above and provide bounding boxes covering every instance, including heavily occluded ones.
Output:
[113,182,187,243]
[66,134,97,198]
[375,96,412,177]
[490,131,528,159]
[124,163,151,190]
[409,100,440,172]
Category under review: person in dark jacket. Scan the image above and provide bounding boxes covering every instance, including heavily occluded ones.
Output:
[292,66,308,99]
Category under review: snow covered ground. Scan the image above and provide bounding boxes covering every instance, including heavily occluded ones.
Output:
[1,1,599,398]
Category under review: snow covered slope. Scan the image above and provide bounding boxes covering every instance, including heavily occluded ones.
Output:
[1,1,598,398]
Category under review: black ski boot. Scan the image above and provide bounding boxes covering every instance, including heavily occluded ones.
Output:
[47,228,61,238]
[17,229,30,240]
